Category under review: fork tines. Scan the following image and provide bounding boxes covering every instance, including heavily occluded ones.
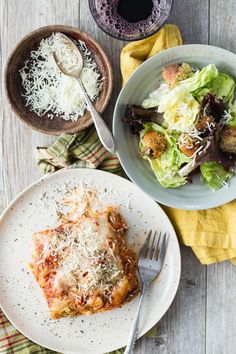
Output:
[140,230,168,261]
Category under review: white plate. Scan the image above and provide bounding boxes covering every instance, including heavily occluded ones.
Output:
[0,169,180,354]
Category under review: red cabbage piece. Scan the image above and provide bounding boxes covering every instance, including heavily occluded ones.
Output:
[179,131,236,176]
[122,105,163,134]
[200,93,226,121]
[196,133,236,169]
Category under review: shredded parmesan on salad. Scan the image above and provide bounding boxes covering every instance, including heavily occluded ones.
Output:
[219,110,234,126]
[19,32,103,121]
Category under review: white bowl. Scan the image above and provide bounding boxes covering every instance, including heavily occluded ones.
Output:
[113,44,236,210]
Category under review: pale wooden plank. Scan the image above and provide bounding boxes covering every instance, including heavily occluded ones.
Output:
[206,262,236,354]
[0,4,4,218]
[136,0,209,352]
[81,2,209,354]
[0,0,80,208]
[135,247,206,354]
[168,0,209,44]
[2,1,235,353]
[206,1,236,353]
[0,0,7,211]
[209,0,236,52]
[79,2,125,130]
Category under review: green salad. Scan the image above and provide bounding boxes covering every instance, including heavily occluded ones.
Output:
[123,63,236,190]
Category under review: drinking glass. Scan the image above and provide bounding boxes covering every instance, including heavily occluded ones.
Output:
[89,0,173,41]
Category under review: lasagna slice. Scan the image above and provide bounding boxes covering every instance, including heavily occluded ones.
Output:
[30,208,139,319]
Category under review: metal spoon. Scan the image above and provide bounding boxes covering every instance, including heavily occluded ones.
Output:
[53,34,116,153]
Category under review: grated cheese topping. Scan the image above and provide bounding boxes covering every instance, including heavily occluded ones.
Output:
[19,32,103,121]
[40,214,123,294]
[56,185,98,223]
[178,144,204,177]
[219,110,234,126]
[187,126,203,141]
[178,132,199,150]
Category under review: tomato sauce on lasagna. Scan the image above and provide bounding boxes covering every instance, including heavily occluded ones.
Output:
[30,207,139,319]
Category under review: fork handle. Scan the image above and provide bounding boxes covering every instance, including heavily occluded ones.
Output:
[124,285,147,354]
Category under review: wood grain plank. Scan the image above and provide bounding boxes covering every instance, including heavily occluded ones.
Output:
[2,0,235,353]
[79,2,125,130]
[78,5,208,352]
[136,0,209,352]
[209,0,236,51]
[168,0,209,44]
[0,0,5,212]
[135,247,206,354]
[206,262,236,354]
[206,2,236,353]
[0,0,80,208]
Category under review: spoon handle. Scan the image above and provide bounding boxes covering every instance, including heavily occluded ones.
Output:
[77,78,116,154]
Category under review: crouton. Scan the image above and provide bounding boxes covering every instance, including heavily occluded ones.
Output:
[142,131,167,159]
[220,127,236,154]
[162,63,192,87]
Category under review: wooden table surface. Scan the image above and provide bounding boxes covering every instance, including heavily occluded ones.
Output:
[1,1,236,353]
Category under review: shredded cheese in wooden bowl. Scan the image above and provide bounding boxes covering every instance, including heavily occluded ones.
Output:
[5,25,113,134]
[19,32,103,122]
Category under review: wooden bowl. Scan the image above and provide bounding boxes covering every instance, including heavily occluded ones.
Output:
[5,25,113,135]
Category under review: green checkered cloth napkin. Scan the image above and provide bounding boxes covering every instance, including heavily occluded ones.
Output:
[36,127,121,174]
[0,127,157,354]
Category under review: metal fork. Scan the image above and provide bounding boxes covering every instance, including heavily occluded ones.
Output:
[124,230,168,354]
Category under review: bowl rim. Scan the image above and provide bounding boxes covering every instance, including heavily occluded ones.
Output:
[113,44,236,210]
[4,24,113,135]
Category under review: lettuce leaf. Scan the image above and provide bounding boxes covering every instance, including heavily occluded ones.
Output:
[228,101,236,127]
[200,161,234,190]
[157,65,219,132]
[141,83,169,108]
[178,64,235,104]
[210,73,235,102]
[140,123,191,188]
[218,101,236,127]
[229,112,236,127]
[158,85,200,132]
[178,64,219,93]
[194,72,235,103]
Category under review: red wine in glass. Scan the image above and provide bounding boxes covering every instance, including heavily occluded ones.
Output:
[89,0,173,41]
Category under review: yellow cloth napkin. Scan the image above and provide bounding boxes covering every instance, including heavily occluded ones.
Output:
[120,24,236,265]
